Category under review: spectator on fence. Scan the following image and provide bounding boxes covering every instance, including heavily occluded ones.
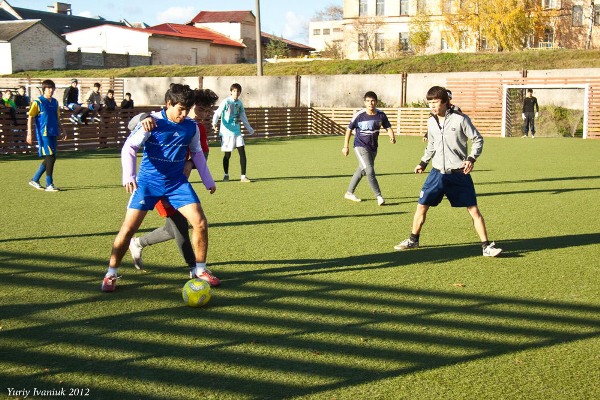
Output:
[121,92,134,109]
[212,83,255,183]
[342,91,396,206]
[63,79,88,124]
[104,89,117,111]
[26,79,65,192]
[522,88,539,138]
[393,85,502,257]
[3,89,18,124]
[14,86,30,108]
[85,82,104,123]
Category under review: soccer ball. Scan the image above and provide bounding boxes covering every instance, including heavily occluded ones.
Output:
[182,278,211,307]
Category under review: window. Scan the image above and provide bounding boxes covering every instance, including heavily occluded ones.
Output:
[333,27,342,33]
[399,32,409,51]
[441,37,449,50]
[459,32,469,50]
[572,5,583,27]
[376,0,385,16]
[417,0,427,13]
[442,0,452,13]
[400,0,409,15]
[313,29,321,35]
[375,33,385,51]
[543,0,558,9]
[359,0,368,16]
[358,33,368,51]
[595,4,600,25]
[323,29,331,35]
[480,37,488,50]
[540,27,554,47]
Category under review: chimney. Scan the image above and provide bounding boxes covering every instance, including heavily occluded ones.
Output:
[48,2,72,15]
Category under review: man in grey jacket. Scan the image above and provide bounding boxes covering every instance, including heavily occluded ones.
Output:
[394,86,502,257]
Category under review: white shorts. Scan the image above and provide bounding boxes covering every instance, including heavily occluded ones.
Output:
[220,135,245,152]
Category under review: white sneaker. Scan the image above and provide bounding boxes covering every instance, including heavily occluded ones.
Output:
[45,184,60,192]
[344,192,361,202]
[394,238,419,251]
[240,176,251,183]
[129,238,144,270]
[28,180,44,190]
[483,242,502,257]
[377,196,385,206]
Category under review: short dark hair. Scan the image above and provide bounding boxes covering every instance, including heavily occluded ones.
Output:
[125,92,131,97]
[41,80,55,90]
[527,89,533,94]
[426,86,449,104]
[93,82,101,88]
[165,83,195,108]
[364,91,378,101]
[194,89,219,107]
[107,89,114,95]
[18,85,25,90]
[230,83,242,92]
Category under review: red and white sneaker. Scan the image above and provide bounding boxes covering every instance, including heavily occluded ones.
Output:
[191,267,221,287]
[101,274,117,292]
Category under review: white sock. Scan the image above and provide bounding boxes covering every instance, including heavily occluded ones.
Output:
[241,175,246,179]
[106,267,118,277]
[194,262,207,275]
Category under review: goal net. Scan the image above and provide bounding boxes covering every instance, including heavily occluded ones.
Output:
[501,84,590,139]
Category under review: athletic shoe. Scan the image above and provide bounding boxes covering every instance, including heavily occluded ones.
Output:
[94,116,102,123]
[101,274,117,292]
[28,180,44,190]
[76,115,84,124]
[240,176,251,183]
[223,174,229,182]
[521,135,527,138]
[129,238,144,270]
[531,135,535,139]
[192,267,221,287]
[344,192,361,202]
[69,115,78,124]
[377,196,385,206]
[45,184,60,192]
[483,242,503,257]
[394,238,419,251]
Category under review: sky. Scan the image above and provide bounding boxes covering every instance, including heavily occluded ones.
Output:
[10,0,342,44]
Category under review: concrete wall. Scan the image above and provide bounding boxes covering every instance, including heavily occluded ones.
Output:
[65,25,150,55]
[0,43,12,75]
[120,68,600,109]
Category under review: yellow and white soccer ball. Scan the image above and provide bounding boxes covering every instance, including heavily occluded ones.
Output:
[182,278,211,307]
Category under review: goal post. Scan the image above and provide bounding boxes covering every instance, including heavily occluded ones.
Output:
[501,84,590,139]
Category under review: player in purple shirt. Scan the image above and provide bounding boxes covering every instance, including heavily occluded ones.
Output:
[342,91,396,206]
[101,84,217,292]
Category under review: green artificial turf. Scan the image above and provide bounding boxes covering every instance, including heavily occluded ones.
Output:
[1,135,599,399]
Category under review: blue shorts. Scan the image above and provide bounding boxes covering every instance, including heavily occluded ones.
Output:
[37,135,57,157]
[418,168,477,207]
[67,103,82,110]
[127,179,200,211]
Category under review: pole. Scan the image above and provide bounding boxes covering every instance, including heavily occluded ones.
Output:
[255,0,263,76]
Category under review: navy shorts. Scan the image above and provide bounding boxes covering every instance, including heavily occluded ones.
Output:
[418,168,477,207]
[128,179,200,211]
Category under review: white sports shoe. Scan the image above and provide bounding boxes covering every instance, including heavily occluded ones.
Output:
[45,184,60,192]
[129,237,144,269]
[344,192,361,202]
[377,196,385,206]
[483,242,503,257]
[240,176,251,183]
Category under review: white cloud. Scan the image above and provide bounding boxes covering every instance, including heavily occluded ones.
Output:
[156,6,197,24]
[282,11,308,42]
[76,11,95,19]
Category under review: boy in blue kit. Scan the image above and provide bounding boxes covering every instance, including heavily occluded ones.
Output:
[394,86,502,257]
[212,83,255,182]
[342,91,396,205]
[26,79,65,192]
[101,84,218,292]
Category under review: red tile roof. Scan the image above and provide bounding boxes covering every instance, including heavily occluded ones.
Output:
[190,11,254,24]
[145,23,245,48]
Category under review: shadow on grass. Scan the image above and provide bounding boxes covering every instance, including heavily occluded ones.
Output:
[0,233,599,399]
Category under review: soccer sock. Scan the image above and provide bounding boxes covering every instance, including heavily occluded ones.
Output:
[194,262,207,275]
[106,267,118,277]
[482,241,490,249]
[410,233,420,242]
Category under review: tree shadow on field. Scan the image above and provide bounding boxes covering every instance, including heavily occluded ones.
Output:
[0,233,598,399]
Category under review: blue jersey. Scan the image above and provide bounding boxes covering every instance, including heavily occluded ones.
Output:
[29,96,60,137]
[348,109,391,152]
[129,109,201,183]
